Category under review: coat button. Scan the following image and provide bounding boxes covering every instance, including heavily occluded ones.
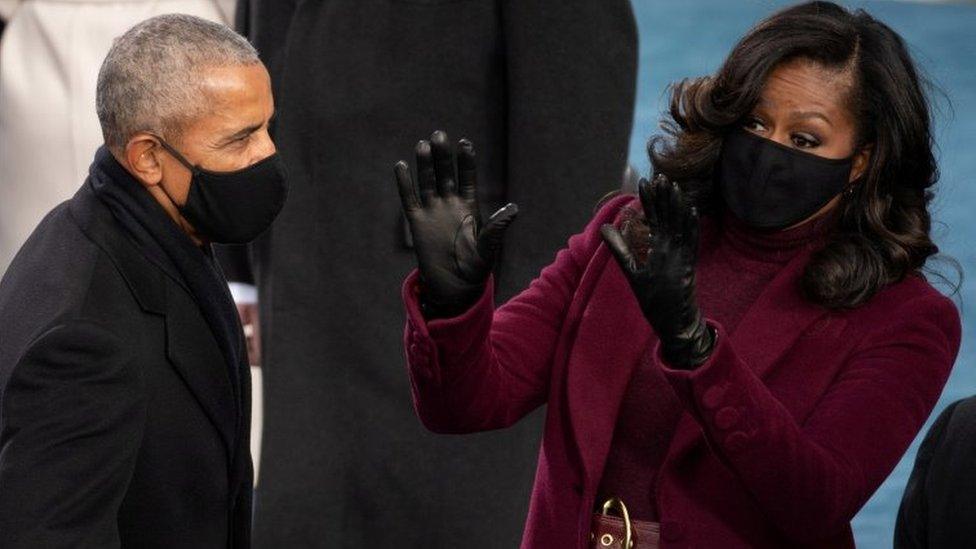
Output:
[715,407,740,430]
[725,431,749,453]
[410,343,430,363]
[701,385,727,410]
[661,520,685,542]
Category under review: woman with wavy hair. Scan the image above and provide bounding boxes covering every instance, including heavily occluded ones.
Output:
[392,2,961,547]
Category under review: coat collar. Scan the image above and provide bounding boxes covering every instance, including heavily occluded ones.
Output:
[69,183,240,469]
[565,215,830,487]
[69,183,167,315]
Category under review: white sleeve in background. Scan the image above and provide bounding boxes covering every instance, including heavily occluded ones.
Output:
[213,0,236,26]
[228,282,257,305]
[0,0,21,22]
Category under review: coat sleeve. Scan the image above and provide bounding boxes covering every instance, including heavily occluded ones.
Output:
[218,0,303,285]
[895,396,976,549]
[401,195,632,434]
[237,0,299,85]
[658,292,960,543]
[0,321,146,549]
[893,399,959,548]
[495,0,638,301]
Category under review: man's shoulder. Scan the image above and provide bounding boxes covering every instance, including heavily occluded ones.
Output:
[944,396,976,436]
[0,200,102,319]
[0,196,155,378]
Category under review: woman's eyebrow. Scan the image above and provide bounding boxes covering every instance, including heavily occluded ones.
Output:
[791,110,834,127]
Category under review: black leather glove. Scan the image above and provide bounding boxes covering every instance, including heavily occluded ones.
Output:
[394,130,518,318]
[600,174,715,368]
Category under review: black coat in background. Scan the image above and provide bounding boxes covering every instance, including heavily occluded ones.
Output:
[0,184,251,548]
[895,396,976,548]
[231,1,637,546]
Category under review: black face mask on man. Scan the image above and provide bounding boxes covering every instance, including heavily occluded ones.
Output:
[156,138,288,244]
[718,129,854,230]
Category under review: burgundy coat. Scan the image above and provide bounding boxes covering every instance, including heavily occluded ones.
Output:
[400,195,961,548]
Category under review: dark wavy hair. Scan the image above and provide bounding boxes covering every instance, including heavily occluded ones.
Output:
[628,1,957,309]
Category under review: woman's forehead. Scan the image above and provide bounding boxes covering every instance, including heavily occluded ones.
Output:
[757,59,853,116]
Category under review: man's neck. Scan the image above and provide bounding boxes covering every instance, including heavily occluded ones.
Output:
[113,151,206,247]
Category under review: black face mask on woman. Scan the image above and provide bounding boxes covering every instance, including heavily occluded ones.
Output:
[718,129,854,230]
[156,138,288,244]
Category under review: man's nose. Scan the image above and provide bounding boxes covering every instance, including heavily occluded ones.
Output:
[252,133,277,163]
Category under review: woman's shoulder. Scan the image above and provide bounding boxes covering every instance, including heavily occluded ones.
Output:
[861,273,957,313]
[845,273,960,344]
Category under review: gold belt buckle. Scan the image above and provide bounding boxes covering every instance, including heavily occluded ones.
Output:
[600,497,634,548]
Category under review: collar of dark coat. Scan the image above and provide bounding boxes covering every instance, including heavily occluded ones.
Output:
[68,183,167,315]
[68,182,240,472]
[566,214,831,489]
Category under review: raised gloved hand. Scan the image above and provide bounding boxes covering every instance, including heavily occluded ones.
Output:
[600,174,715,368]
[394,130,518,318]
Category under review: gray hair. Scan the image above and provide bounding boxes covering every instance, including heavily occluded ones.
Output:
[96,14,260,152]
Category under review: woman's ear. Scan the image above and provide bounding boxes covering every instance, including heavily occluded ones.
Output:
[850,144,873,183]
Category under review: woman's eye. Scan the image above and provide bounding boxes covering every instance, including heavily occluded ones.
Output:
[744,117,766,132]
[791,133,820,149]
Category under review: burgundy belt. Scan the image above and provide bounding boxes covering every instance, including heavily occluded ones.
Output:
[590,498,660,549]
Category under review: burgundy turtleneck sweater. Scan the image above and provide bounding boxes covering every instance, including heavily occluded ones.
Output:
[596,210,835,521]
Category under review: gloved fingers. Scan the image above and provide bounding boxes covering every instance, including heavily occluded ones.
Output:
[476,203,518,262]
[637,177,658,232]
[416,140,437,205]
[601,224,639,276]
[667,179,688,241]
[430,130,458,197]
[394,160,422,213]
[457,139,478,201]
[653,174,676,239]
[685,205,701,263]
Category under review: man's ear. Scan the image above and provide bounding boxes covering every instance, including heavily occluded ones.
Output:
[849,143,873,183]
[123,134,164,188]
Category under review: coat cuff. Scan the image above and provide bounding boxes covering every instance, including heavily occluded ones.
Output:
[657,321,766,456]
[401,269,495,386]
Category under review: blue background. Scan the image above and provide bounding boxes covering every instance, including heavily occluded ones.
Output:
[627,1,975,546]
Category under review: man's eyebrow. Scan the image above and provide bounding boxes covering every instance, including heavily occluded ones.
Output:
[218,123,263,146]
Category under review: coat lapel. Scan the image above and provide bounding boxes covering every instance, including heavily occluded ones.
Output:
[164,288,238,464]
[664,245,832,464]
[566,219,834,485]
[566,245,652,487]
[71,184,238,466]
[730,246,829,378]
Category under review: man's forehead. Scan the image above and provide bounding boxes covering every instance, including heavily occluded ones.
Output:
[198,64,270,103]
[183,65,272,142]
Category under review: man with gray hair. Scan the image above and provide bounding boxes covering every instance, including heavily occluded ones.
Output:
[0,13,283,548]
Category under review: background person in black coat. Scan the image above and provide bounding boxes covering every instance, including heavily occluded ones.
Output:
[896,396,976,548]
[226,0,638,546]
[0,15,282,548]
